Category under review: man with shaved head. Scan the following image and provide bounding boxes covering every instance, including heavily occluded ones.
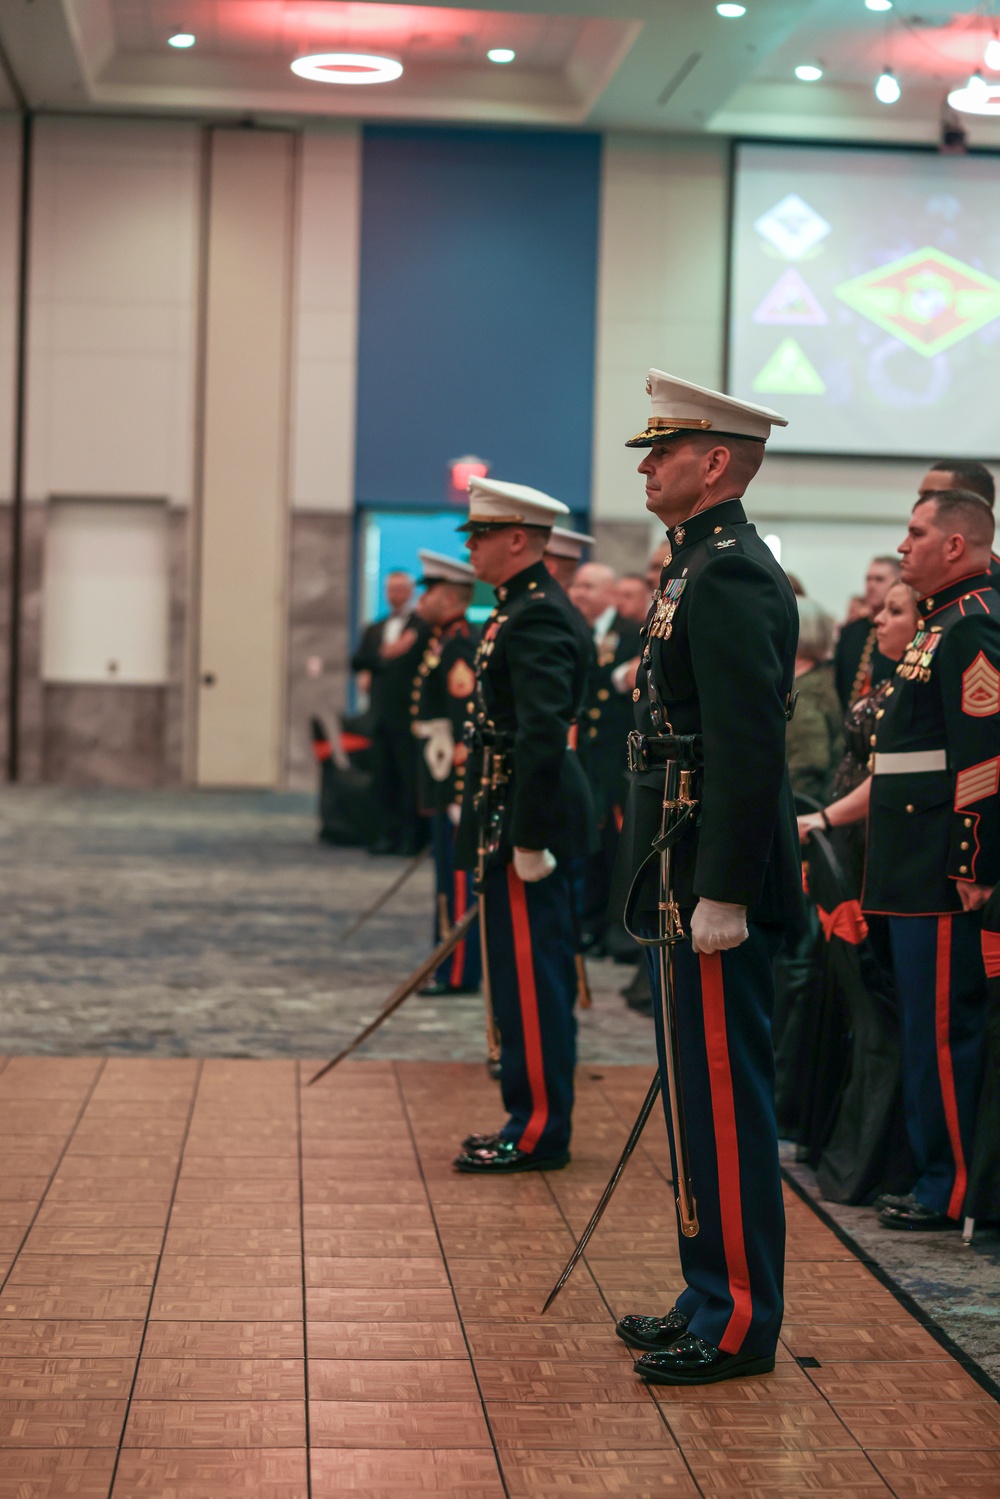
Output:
[570,562,642,956]
[865,488,1000,1233]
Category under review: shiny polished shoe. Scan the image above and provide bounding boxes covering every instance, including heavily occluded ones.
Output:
[873,1190,913,1212]
[616,1307,690,1352]
[453,1140,570,1174]
[879,1193,954,1231]
[634,1333,775,1386]
[460,1129,503,1152]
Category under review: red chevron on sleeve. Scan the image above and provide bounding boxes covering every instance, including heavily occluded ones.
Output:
[962,652,1000,717]
[955,757,1000,809]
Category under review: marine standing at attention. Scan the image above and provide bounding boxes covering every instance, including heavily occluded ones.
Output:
[452,478,595,1174]
[864,489,1000,1232]
[610,371,803,1386]
[410,550,482,998]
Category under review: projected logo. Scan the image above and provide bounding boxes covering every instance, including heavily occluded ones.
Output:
[752,338,826,396]
[754,195,831,261]
[835,248,1000,357]
[753,268,828,326]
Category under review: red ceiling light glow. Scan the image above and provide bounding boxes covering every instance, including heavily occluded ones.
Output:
[290,52,403,84]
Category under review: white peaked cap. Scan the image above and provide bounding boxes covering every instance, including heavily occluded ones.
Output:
[459,476,570,533]
[626,369,789,447]
[417,549,477,586]
[545,526,596,561]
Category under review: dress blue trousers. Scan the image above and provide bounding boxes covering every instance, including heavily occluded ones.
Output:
[888,912,987,1218]
[643,917,785,1358]
[485,861,577,1159]
[430,813,481,991]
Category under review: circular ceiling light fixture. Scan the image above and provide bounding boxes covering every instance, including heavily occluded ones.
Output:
[795,64,823,82]
[949,70,1000,114]
[290,52,403,85]
[487,48,516,63]
[865,0,892,11]
[875,68,900,104]
[716,4,747,16]
[985,36,1000,72]
[168,33,196,48]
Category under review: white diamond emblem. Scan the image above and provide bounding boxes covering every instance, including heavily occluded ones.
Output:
[754,194,831,261]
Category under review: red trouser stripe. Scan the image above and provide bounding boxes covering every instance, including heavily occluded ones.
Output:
[983,930,1000,980]
[935,916,967,1220]
[507,866,549,1154]
[449,872,467,987]
[699,951,754,1355]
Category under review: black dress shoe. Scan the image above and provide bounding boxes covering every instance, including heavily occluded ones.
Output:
[879,1193,954,1231]
[616,1307,690,1352]
[634,1332,775,1386]
[873,1190,913,1212]
[460,1129,503,1152]
[453,1140,570,1174]
[418,981,480,998]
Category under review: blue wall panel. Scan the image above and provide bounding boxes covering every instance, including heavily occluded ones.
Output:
[355,127,601,514]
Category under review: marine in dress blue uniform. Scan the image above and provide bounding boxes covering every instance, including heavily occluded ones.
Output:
[451,480,596,1174]
[609,372,804,1386]
[863,489,1000,1231]
[410,550,482,997]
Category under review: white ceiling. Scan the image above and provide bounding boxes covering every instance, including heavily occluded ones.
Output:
[2,0,1000,145]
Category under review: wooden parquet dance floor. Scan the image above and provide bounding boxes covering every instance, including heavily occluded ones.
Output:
[0,1057,996,1497]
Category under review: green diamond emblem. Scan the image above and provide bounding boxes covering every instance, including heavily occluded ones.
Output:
[835,247,1000,357]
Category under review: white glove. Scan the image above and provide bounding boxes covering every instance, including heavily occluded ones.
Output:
[513,847,557,883]
[690,898,748,954]
[412,718,454,782]
[447,802,461,828]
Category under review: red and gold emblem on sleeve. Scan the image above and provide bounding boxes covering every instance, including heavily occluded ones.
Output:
[962,651,1000,717]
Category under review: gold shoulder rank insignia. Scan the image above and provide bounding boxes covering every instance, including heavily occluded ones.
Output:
[447,659,476,699]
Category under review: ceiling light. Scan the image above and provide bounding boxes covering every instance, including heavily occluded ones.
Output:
[487,48,516,63]
[949,74,1000,115]
[875,68,900,104]
[865,0,892,11]
[716,4,747,16]
[986,37,1000,72]
[795,64,823,82]
[168,33,195,48]
[291,52,403,85]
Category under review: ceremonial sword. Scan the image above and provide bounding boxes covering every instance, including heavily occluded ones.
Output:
[335,846,430,945]
[542,732,699,1313]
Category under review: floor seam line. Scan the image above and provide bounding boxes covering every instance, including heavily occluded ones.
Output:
[104,1058,205,1499]
[297,1057,313,1499]
[0,1056,108,1302]
[392,1060,512,1499]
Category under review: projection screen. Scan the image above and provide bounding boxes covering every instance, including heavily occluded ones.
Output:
[728,142,1000,458]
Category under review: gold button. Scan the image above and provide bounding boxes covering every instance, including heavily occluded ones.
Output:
[632,688,641,702]
[960,865,969,874]
[886,687,894,696]
[961,841,969,850]
[528,580,536,589]
[870,734,877,746]
[588,726,597,739]
[906,804,914,814]
[714,526,722,534]
[467,700,475,711]
[589,707,601,720]
[926,597,934,609]
[411,690,420,700]
[597,688,610,701]
[965,818,973,828]
[876,709,884,719]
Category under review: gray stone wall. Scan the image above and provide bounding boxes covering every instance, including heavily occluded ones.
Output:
[284,510,352,792]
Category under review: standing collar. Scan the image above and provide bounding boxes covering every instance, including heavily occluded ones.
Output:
[664,498,748,556]
[918,570,994,621]
[494,559,551,604]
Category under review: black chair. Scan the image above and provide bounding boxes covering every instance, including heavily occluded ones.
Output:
[311,713,379,847]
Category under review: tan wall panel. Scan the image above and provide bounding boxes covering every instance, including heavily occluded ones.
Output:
[196,129,295,787]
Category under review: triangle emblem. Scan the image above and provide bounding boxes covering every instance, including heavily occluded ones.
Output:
[753,268,828,326]
[752,338,826,396]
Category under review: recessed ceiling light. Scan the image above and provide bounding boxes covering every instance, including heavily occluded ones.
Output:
[875,68,900,104]
[716,4,747,16]
[290,53,403,85]
[168,33,196,48]
[865,0,892,11]
[795,64,823,82]
[487,48,516,64]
